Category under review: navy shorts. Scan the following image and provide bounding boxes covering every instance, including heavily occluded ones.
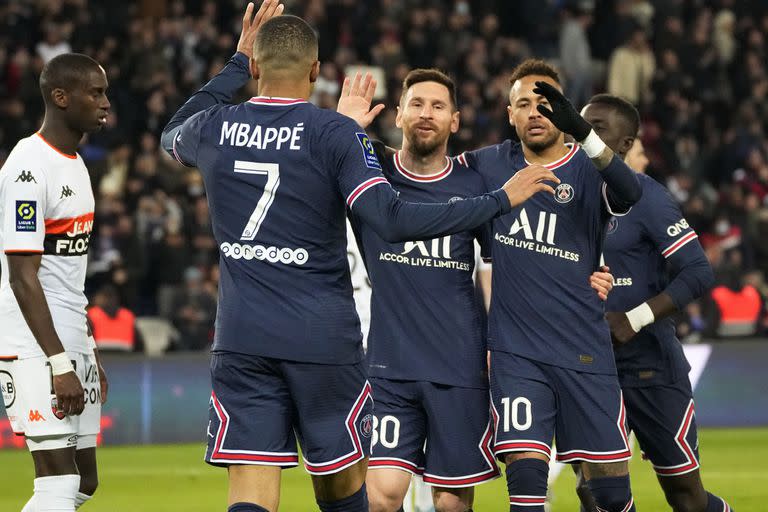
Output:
[205,352,373,475]
[623,379,700,476]
[368,378,500,488]
[489,351,631,464]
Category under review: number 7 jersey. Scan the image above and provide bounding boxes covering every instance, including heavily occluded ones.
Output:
[171,98,392,364]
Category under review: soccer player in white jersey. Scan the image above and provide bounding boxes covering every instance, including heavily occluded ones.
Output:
[0,53,110,512]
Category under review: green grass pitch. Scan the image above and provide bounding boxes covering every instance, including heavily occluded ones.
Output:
[0,428,765,510]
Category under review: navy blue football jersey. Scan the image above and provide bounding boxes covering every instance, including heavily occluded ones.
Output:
[170,97,511,364]
[351,147,492,389]
[604,173,704,386]
[461,141,617,374]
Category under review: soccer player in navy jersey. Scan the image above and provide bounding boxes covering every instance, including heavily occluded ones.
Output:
[579,94,733,512]
[454,59,643,512]
[159,3,561,511]
[337,69,616,512]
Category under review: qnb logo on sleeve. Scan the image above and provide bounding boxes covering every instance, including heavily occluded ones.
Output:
[220,242,309,266]
[666,219,690,237]
[15,201,36,231]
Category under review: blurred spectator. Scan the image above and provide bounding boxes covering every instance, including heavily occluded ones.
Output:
[88,285,145,353]
[166,267,217,352]
[559,4,593,108]
[607,24,655,106]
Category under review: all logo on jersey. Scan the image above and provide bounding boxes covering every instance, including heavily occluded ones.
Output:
[378,236,471,271]
[607,216,618,235]
[15,201,36,232]
[0,370,15,408]
[15,170,36,183]
[494,208,580,262]
[356,133,382,170]
[554,183,574,204]
[60,185,75,199]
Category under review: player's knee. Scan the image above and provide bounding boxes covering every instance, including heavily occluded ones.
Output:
[505,458,549,508]
[586,475,634,512]
[663,487,707,512]
[367,484,403,512]
[432,488,471,512]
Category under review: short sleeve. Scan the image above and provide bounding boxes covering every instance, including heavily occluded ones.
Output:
[642,183,698,259]
[328,118,391,209]
[2,164,47,254]
[171,108,214,167]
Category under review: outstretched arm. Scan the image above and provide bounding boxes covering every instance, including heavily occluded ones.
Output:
[160,1,284,163]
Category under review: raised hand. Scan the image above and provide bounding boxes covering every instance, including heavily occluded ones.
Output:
[590,265,613,301]
[533,81,592,142]
[337,72,386,129]
[237,0,285,59]
[502,164,560,207]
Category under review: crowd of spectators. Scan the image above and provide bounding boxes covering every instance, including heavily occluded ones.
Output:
[1,0,767,349]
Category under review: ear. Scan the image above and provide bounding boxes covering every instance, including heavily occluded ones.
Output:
[249,58,260,80]
[450,110,460,134]
[309,60,320,83]
[395,105,403,129]
[507,105,515,127]
[51,88,68,109]
[619,136,635,157]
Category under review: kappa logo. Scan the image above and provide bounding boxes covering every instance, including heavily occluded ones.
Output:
[60,185,75,199]
[554,183,574,204]
[28,409,46,422]
[15,170,37,183]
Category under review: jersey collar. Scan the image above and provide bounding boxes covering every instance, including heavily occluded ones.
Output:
[247,96,308,106]
[393,151,453,182]
[523,143,578,170]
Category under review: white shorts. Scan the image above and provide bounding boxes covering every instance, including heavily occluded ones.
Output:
[12,352,102,451]
[1,358,24,435]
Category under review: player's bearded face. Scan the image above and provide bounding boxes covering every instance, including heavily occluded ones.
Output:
[398,82,458,157]
[509,76,561,152]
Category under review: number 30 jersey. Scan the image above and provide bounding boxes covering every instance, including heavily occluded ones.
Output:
[0,133,94,358]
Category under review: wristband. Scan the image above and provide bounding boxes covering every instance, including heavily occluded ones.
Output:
[580,129,607,159]
[49,352,75,376]
[626,302,655,333]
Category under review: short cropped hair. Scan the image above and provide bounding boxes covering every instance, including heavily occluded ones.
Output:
[254,15,318,71]
[401,68,458,109]
[509,59,561,86]
[587,93,641,137]
[39,53,102,102]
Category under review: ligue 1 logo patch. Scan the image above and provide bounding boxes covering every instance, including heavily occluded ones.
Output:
[360,414,373,438]
[356,133,382,170]
[554,183,574,204]
[607,216,619,235]
[15,200,36,231]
